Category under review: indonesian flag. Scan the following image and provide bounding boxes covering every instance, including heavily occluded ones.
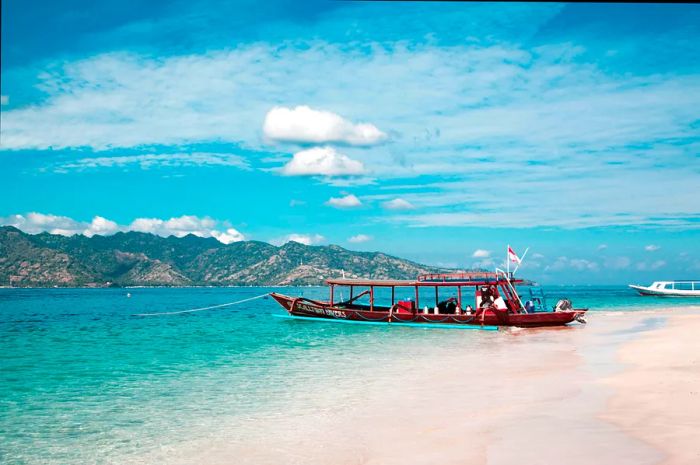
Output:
[508,246,521,264]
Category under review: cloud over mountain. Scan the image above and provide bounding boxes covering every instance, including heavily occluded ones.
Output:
[271,233,325,246]
[472,249,491,258]
[348,234,372,243]
[0,213,245,244]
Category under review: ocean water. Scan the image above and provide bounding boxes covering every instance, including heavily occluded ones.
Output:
[1,286,697,464]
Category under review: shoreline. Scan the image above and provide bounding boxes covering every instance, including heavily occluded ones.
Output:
[128,309,700,465]
[4,295,699,465]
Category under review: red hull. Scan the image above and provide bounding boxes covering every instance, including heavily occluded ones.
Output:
[270,293,586,328]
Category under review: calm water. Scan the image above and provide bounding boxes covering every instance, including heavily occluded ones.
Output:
[0,286,697,464]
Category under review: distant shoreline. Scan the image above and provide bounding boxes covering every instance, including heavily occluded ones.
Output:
[0,284,317,289]
[0,283,652,289]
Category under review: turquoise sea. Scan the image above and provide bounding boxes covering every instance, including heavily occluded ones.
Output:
[1,286,698,464]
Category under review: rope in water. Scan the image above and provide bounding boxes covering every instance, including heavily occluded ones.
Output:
[132,293,269,317]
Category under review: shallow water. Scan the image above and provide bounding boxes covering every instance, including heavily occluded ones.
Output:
[0,286,698,464]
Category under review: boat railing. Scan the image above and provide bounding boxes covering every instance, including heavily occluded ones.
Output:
[651,281,700,291]
[417,272,501,282]
[495,268,525,312]
[527,287,548,312]
[670,281,699,290]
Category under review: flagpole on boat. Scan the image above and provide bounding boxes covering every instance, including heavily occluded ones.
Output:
[507,244,510,277]
[512,247,529,276]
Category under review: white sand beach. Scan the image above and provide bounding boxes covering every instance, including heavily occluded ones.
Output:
[602,313,700,465]
[128,307,700,465]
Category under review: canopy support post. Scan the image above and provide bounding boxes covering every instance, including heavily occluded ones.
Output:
[330,284,334,306]
[370,286,374,312]
[391,287,395,306]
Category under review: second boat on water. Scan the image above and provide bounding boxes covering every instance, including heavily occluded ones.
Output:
[629,280,700,297]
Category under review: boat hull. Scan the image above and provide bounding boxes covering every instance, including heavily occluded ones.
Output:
[270,293,585,328]
[629,285,700,297]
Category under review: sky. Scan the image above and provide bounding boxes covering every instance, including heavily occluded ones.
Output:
[1,1,699,284]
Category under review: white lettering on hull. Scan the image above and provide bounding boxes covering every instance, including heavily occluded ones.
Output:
[294,303,347,319]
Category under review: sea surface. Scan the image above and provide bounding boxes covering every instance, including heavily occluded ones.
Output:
[1,285,698,465]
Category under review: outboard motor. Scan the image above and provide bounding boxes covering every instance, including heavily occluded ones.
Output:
[554,299,573,312]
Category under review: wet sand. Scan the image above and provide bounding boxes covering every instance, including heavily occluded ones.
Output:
[129,307,699,465]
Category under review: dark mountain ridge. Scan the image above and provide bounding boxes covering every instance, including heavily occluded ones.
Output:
[0,226,450,287]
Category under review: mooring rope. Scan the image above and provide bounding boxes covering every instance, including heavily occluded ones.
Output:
[132,293,269,317]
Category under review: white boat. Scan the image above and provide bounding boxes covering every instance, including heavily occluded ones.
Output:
[629,281,700,297]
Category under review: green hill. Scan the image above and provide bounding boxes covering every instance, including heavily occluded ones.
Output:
[0,226,449,287]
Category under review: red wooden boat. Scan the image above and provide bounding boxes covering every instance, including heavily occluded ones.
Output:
[271,271,587,328]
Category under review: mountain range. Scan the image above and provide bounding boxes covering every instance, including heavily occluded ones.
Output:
[0,226,449,287]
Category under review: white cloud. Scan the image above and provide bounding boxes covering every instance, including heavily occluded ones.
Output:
[326,194,362,208]
[211,228,246,244]
[636,260,667,271]
[387,208,700,230]
[128,215,246,243]
[263,105,386,146]
[546,256,599,272]
[604,256,632,270]
[644,244,660,252]
[472,249,491,258]
[348,234,372,243]
[272,233,325,246]
[383,198,415,210]
[2,42,696,158]
[281,146,365,177]
[84,216,119,237]
[54,153,249,172]
[1,213,85,236]
[0,38,698,230]
[472,258,496,270]
[0,95,8,106]
[1,213,245,244]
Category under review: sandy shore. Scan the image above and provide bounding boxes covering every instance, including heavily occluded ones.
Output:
[602,313,700,465]
[127,307,700,465]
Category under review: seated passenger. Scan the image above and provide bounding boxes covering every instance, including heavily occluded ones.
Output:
[446,300,457,314]
[479,286,494,308]
[437,297,457,314]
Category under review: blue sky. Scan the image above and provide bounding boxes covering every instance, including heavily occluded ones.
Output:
[1,1,699,284]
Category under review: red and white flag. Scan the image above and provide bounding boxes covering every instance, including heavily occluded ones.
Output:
[507,246,521,264]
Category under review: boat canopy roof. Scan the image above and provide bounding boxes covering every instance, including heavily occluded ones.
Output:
[327,272,524,287]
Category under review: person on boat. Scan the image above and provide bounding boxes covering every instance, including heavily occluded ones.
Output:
[437,297,458,314]
[479,285,494,308]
